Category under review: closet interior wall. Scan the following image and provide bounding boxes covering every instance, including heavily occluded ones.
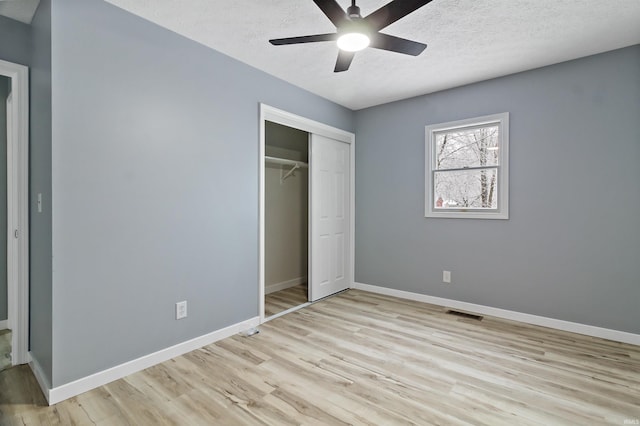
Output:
[264,121,309,301]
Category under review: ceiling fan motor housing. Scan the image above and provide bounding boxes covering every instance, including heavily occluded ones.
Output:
[346,4,362,19]
[338,17,369,37]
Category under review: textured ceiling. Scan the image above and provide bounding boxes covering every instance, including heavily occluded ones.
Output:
[0,0,40,24]
[108,1,640,110]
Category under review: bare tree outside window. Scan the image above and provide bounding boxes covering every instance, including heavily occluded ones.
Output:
[435,125,499,209]
[425,113,509,219]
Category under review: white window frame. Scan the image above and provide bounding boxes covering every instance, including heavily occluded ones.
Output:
[425,112,509,219]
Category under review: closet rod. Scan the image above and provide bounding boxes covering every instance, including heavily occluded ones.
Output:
[265,155,308,168]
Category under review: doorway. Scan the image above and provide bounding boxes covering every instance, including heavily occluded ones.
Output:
[0,59,29,368]
[259,104,355,323]
[0,75,10,370]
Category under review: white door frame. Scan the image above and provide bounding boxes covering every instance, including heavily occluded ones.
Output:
[259,104,355,323]
[0,59,30,365]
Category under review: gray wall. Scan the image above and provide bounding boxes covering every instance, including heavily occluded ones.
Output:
[30,0,53,385]
[0,6,53,383]
[50,0,353,386]
[354,45,640,334]
[0,15,31,67]
[0,76,8,323]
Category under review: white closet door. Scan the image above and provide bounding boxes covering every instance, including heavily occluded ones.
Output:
[310,134,350,301]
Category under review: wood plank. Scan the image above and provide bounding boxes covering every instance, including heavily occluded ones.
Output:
[265,284,308,318]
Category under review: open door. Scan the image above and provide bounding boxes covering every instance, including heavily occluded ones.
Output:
[310,134,350,301]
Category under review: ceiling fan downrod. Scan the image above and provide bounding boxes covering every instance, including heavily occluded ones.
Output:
[347,0,361,19]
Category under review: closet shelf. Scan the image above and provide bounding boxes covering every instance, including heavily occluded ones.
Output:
[265,156,308,168]
[265,155,308,182]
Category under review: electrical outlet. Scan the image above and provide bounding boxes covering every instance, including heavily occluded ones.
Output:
[443,270,451,283]
[176,301,187,320]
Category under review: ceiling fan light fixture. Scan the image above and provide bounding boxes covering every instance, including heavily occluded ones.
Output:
[269,0,432,72]
[337,32,370,52]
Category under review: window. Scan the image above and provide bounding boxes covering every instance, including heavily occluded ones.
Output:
[425,113,509,219]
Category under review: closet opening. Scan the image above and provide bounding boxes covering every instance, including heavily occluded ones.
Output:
[264,121,310,319]
[259,104,355,324]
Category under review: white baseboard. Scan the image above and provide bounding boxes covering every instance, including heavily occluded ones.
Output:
[29,354,51,404]
[47,316,260,405]
[352,282,640,346]
[0,319,8,330]
[266,276,307,295]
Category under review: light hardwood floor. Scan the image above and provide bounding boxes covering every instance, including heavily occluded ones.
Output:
[1,290,639,425]
[264,283,308,318]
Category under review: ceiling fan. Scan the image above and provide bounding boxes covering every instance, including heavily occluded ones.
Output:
[269,0,433,72]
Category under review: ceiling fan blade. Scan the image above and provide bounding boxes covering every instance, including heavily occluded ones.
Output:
[269,33,337,46]
[369,33,427,56]
[364,0,434,31]
[313,0,348,27]
[334,50,355,72]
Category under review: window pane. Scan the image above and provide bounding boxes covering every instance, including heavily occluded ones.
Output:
[434,168,498,209]
[435,125,500,170]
